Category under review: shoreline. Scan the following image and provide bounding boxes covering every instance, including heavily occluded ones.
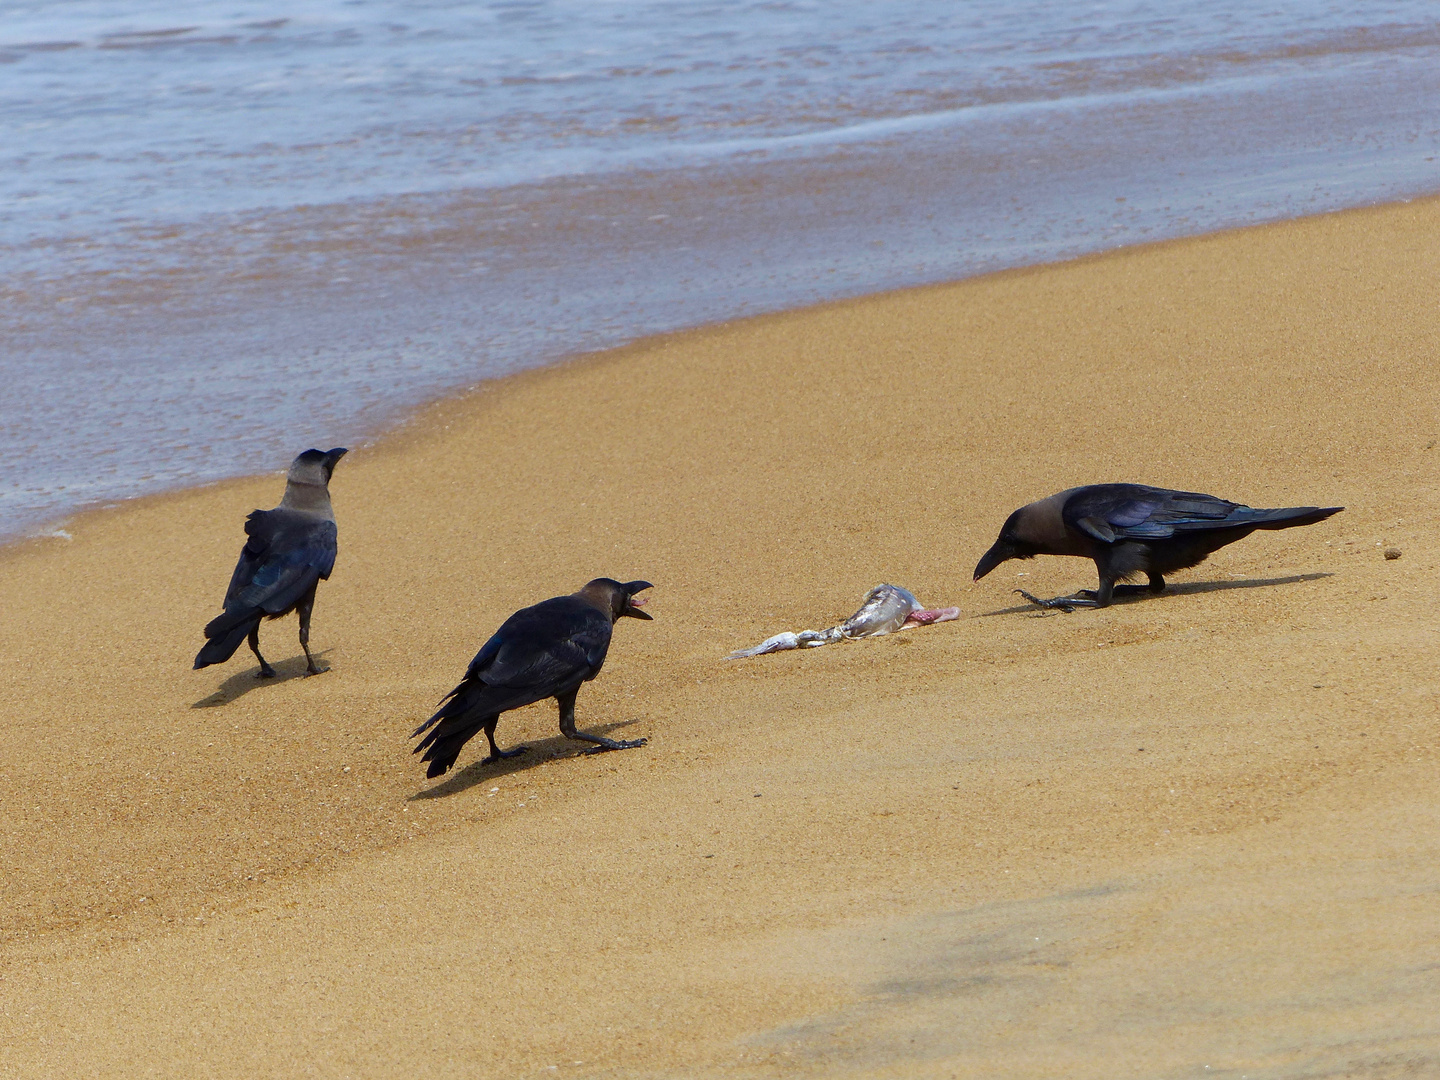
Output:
[9,190,1430,558]
[1,197,1437,1075]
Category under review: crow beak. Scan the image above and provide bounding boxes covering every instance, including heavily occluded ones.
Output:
[973,540,1015,583]
[622,580,654,620]
[325,448,348,466]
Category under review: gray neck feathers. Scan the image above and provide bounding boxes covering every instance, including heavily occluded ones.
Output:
[575,584,621,621]
[279,479,334,518]
[1021,492,1072,544]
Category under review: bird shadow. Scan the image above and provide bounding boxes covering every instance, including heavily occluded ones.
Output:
[978,572,1332,617]
[409,719,646,801]
[190,650,335,708]
[1165,571,1331,596]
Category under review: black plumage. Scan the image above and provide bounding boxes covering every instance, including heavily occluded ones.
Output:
[413,578,653,778]
[194,447,347,676]
[973,483,1342,609]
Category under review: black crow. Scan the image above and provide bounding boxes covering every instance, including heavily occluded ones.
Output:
[973,484,1342,609]
[194,447,347,676]
[412,578,653,778]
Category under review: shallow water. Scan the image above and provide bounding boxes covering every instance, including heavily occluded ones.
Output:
[5,0,1440,538]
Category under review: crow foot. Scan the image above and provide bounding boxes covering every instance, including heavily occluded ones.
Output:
[304,663,330,677]
[255,664,278,678]
[480,746,528,766]
[1015,589,1099,611]
[577,736,648,755]
[1112,584,1158,598]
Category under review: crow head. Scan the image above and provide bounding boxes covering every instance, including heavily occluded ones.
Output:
[973,507,1038,582]
[582,578,654,621]
[289,447,348,487]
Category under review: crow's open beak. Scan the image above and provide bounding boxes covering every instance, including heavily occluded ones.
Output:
[622,580,654,620]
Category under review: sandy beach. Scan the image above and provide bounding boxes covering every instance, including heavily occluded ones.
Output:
[1,198,1437,1077]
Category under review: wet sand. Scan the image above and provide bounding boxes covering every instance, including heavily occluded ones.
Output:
[1,199,1437,1077]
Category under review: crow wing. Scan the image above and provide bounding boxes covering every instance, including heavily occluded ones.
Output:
[413,597,613,742]
[1063,484,1242,544]
[463,597,613,692]
[220,508,337,617]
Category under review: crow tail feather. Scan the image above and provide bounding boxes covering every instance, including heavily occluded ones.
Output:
[1247,505,1344,530]
[193,610,260,669]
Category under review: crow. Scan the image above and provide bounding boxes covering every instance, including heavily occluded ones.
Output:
[194,447,347,676]
[412,578,653,779]
[973,484,1342,609]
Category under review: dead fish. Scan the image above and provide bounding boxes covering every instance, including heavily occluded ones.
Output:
[727,584,959,659]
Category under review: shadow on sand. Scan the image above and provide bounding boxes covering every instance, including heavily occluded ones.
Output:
[979,572,1332,617]
[191,650,335,708]
[409,719,647,801]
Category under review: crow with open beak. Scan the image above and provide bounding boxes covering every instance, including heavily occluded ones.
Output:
[412,578,653,778]
[973,484,1342,610]
[194,447,348,676]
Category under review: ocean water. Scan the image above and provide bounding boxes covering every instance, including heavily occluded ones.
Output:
[5,0,1440,538]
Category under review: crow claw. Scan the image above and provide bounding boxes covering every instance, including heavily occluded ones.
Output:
[1014,589,1077,612]
[480,746,529,765]
[580,737,648,755]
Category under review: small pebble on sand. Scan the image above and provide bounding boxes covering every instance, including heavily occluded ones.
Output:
[1384,547,1402,560]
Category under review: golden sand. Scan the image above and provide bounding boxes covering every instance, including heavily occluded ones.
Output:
[1,200,1437,1076]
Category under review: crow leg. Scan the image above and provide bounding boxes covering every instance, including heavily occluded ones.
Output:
[1015,590,1098,611]
[1017,573,1167,611]
[557,688,646,754]
[479,714,527,766]
[1098,575,1167,602]
[297,585,325,675]
[1014,585,1104,611]
[248,625,276,678]
[1105,584,1158,599]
